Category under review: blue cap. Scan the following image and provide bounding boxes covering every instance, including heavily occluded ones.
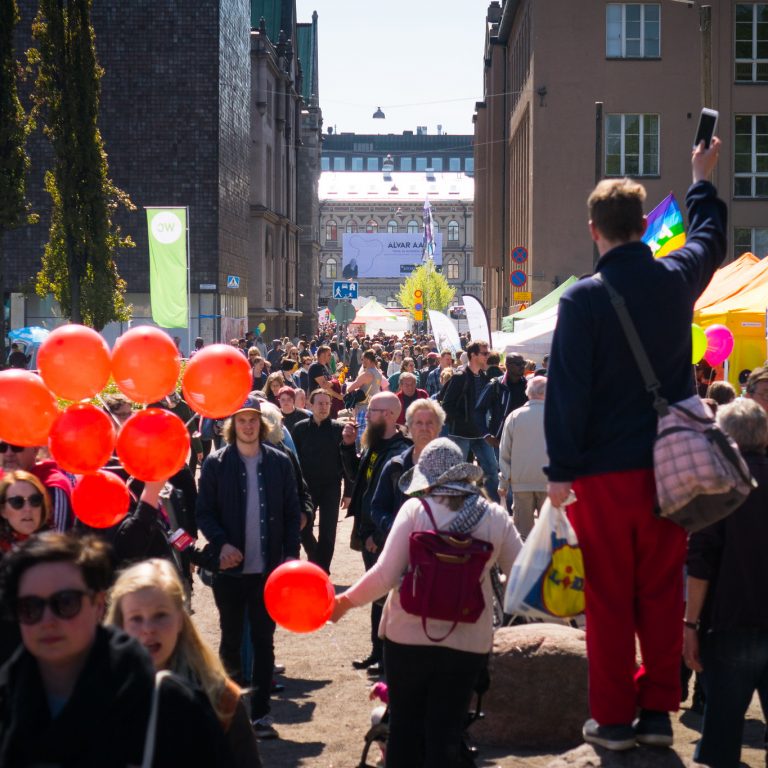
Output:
[233,395,262,415]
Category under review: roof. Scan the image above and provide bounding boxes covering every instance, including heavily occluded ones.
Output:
[319,172,474,202]
[251,0,293,43]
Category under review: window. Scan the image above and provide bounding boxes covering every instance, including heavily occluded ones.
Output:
[325,220,337,242]
[735,4,768,82]
[465,158,474,174]
[446,259,460,280]
[449,157,461,171]
[400,157,413,171]
[734,226,768,257]
[366,220,378,233]
[351,157,363,171]
[735,114,768,197]
[387,220,398,233]
[324,258,337,279]
[416,157,428,170]
[367,157,379,171]
[345,221,358,233]
[448,220,459,241]
[432,221,439,234]
[321,156,330,171]
[431,158,444,171]
[606,4,660,58]
[605,113,659,176]
[333,157,345,171]
[407,220,419,234]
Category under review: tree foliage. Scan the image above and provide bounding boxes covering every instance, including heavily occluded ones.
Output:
[397,260,456,315]
[30,0,133,329]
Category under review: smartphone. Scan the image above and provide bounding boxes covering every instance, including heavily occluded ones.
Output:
[693,108,718,149]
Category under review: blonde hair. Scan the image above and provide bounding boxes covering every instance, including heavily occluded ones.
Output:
[107,559,236,721]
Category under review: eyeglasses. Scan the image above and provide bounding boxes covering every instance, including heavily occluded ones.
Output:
[3,493,44,510]
[479,351,490,356]
[15,589,93,625]
[0,442,25,454]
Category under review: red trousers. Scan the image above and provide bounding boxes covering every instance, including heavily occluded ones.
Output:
[569,468,686,725]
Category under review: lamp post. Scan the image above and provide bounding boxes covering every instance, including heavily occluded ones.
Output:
[669,1,713,107]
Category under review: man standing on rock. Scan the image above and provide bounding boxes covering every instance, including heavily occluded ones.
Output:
[545,138,726,750]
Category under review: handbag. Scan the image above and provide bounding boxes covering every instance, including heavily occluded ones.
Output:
[504,499,585,619]
[399,499,493,642]
[596,272,755,532]
[343,388,367,410]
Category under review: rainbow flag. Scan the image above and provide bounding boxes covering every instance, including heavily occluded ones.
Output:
[643,193,686,258]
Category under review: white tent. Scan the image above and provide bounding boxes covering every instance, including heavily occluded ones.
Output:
[491,313,556,362]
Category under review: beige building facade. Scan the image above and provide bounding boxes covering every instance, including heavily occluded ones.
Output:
[475,1,768,328]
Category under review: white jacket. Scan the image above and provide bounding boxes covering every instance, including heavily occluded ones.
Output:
[499,399,548,491]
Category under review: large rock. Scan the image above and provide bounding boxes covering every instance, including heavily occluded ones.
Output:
[470,623,588,749]
[546,743,705,767]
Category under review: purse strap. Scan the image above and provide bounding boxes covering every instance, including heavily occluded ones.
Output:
[419,497,439,529]
[141,670,173,768]
[594,273,670,417]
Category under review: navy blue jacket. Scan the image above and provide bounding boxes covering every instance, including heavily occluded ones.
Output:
[370,446,414,547]
[477,375,528,439]
[196,442,301,573]
[544,180,727,482]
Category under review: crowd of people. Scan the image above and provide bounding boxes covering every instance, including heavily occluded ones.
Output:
[0,136,765,768]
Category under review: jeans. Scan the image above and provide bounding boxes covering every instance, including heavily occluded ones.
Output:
[448,436,500,501]
[696,628,768,768]
[383,639,487,767]
[212,573,275,720]
[300,484,341,574]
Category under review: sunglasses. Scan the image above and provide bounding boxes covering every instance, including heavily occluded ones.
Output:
[3,493,44,510]
[0,442,25,454]
[15,589,93,625]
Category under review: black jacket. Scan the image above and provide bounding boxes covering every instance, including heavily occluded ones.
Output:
[441,368,489,438]
[196,442,301,573]
[477,375,528,439]
[292,416,347,489]
[0,625,232,768]
[370,446,414,547]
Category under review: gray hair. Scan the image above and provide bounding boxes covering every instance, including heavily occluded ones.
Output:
[717,398,768,453]
[405,398,446,431]
[526,375,547,400]
[399,371,417,385]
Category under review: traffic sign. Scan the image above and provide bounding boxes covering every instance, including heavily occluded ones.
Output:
[332,300,356,324]
[226,275,240,289]
[414,289,423,298]
[511,246,528,264]
[333,281,358,299]
[513,291,532,302]
[510,270,527,287]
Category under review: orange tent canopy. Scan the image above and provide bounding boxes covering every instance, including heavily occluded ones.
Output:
[695,252,759,311]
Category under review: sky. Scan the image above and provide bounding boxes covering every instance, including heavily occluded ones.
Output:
[294,0,490,137]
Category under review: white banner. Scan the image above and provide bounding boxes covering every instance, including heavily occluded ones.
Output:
[428,310,461,354]
[342,233,443,279]
[462,294,492,344]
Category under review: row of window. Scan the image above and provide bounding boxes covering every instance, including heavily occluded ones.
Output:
[322,258,462,280]
[607,3,768,84]
[325,220,461,241]
[606,112,768,197]
[735,226,768,257]
[321,156,474,173]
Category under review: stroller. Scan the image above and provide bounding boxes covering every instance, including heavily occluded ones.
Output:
[357,663,490,768]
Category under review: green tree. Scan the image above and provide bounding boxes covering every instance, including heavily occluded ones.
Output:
[397,260,456,317]
[30,0,133,329]
[0,0,36,354]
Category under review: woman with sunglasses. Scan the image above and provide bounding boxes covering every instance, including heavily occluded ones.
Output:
[0,471,50,556]
[0,532,233,767]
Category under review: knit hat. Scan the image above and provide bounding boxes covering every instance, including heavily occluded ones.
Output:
[398,438,484,497]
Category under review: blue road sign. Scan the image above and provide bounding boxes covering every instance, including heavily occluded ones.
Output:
[510,270,527,287]
[511,246,528,264]
[226,275,240,289]
[333,281,358,299]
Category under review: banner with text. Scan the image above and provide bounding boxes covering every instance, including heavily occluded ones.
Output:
[342,233,443,279]
[147,207,188,328]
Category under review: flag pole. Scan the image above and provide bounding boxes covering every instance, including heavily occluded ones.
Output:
[186,206,191,358]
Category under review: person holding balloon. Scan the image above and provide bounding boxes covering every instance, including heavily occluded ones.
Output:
[195,395,301,741]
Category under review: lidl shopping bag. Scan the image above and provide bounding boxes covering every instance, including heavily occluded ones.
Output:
[504,499,585,619]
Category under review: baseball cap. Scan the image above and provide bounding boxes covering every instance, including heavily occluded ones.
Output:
[233,395,262,415]
[427,352,439,360]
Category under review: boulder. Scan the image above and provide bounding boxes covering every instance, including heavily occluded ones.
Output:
[546,743,705,767]
[470,623,588,749]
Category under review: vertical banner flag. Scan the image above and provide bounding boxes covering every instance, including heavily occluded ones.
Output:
[428,310,462,354]
[642,193,686,259]
[462,294,492,344]
[147,208,188,327]
[422,198,435,261]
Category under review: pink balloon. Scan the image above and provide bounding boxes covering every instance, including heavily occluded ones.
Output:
[703,324,734,366]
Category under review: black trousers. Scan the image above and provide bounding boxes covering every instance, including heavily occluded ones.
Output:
[362,548,383,662]
[212,573,274,720]
[301,484,341,573]
[383,639,487,768]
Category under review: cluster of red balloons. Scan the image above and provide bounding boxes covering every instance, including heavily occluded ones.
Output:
[264,561,335,633]
[0,324,253,529]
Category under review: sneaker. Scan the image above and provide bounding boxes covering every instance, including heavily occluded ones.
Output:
[252,715,279,740]
[633,709,673,747]
[582,718,636,751]
[273,663,286,674]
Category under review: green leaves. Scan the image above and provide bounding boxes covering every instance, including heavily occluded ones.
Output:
[397,260,456,316]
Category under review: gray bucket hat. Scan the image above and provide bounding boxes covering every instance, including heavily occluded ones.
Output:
[398,437,484,497]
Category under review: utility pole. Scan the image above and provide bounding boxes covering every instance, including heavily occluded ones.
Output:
[700,5,713,106]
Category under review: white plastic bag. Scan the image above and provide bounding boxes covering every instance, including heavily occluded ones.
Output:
[504,498,585,620]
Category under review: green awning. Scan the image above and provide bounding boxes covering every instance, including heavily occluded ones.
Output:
[501,276,578,332]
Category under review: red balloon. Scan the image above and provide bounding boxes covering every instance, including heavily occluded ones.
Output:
[49,404,116,474]
[182,344,252,418]
[111,327,181,404]
[37,324,111,401]
[264,561,335,633]
[116,408,190,481]
[72,470,130,528]
[0,370,58,447]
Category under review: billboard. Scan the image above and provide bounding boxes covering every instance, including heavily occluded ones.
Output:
[341,233,443,279]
